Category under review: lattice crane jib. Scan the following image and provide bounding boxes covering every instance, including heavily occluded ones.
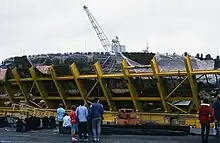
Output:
[83,5,113,53]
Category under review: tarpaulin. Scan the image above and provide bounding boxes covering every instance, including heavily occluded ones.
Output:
[0,69,7,81]
[36,66,51,75]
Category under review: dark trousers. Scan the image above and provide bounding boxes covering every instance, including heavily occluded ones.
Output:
[216,121,220,143]
[201,123,210,143]
[60,126,71,134]
[78,122,88,139]
[58,121,63,134]
[92,117,102,139]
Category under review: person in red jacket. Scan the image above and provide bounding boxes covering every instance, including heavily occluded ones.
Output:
[70,105,77,142]
[199,98,215,143]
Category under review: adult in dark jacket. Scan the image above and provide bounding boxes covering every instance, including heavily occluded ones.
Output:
[90,98,104,142]
[213,95,220,143]
[199,98,215,143]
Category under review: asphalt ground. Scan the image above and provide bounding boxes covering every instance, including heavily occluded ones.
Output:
[0,128,216,143]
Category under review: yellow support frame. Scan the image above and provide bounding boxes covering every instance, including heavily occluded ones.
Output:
[11,68,29,102]
[4,83,14,102]
[29,67,49,107]
[70,63,87,103]
[3,54,220,127]
[185,56,200,112]
[121,59,143,112]
[151,58,168,112]
[151,57,193,113]
[94,61,116,111]
[50,66,67,109]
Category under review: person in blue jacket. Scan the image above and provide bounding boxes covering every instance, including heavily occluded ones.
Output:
[90,98,104,142]
[56,103,65,134]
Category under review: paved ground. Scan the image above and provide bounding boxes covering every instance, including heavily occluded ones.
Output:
[0,128,216,143]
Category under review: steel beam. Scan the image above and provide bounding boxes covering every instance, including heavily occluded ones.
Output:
[2,96,192,101]
[4,83,14,102]
[70,63,87,103]
[165,76,188,100]
[184,56,199,112]
[188,101,195,113]
[29,67,50,107]
[94,61,116,111]
[151,58,168,112]
[11,68,29,102]
[50,66,67,109]
[121,60,143,112]
[85,81,99,99]
[166,101,188,114]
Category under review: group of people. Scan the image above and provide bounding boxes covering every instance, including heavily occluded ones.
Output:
[55,95,220,143]
[56,97,104,142]
[199,95,220,143]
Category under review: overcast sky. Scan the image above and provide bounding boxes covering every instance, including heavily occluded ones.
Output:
[0,0,220,61]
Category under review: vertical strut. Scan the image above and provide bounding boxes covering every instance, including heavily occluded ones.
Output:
[121,60,143,112]
[184,56,199,112]
[94,61,116,111]
[11,68,29,102]
[70,63,87,103]
[50,66,67,109]
[151,58,168,112]
[4,83,14,102]
[29,67,49,108]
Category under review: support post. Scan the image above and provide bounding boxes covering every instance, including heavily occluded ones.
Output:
[50,66,67,109]
[29,66,50,108]
[70,63,87,103]
[188,101,195,113]
[121,60,143,112]
[184,56,199,112]
[151,58,168,112]
[94,61,116,111]
[11,68,29,102]
[4,83,14,102]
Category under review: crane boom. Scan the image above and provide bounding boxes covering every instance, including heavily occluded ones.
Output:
[83,5,142,73]
[83,5,114,53]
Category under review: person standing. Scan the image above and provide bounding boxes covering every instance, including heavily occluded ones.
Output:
[213,95,220,143]
[76,101,89,142]
[70,105,77,142]
[199,98,215,143]
[56,103,65,134]
[90,98,104,142]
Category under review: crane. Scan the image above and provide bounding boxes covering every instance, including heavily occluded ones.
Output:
[83,5,143,73]
[83,5,115,54]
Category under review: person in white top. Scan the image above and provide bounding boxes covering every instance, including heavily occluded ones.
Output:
[63,113,71,128]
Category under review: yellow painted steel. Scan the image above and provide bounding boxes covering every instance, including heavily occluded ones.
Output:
[70,63,87,103]
[165,76,188,100]
[50,66,68,109]
[151,58,168,112]
[29,67,49,106]
[121,59,143,112]
[11,68,29,102]
[184,56,200,112]
[0,106,200,128]
[94,61,116,111]
[3,83,14,103]
[1,55,220,128]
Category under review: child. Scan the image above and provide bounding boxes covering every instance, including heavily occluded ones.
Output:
[70,105,77,142]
